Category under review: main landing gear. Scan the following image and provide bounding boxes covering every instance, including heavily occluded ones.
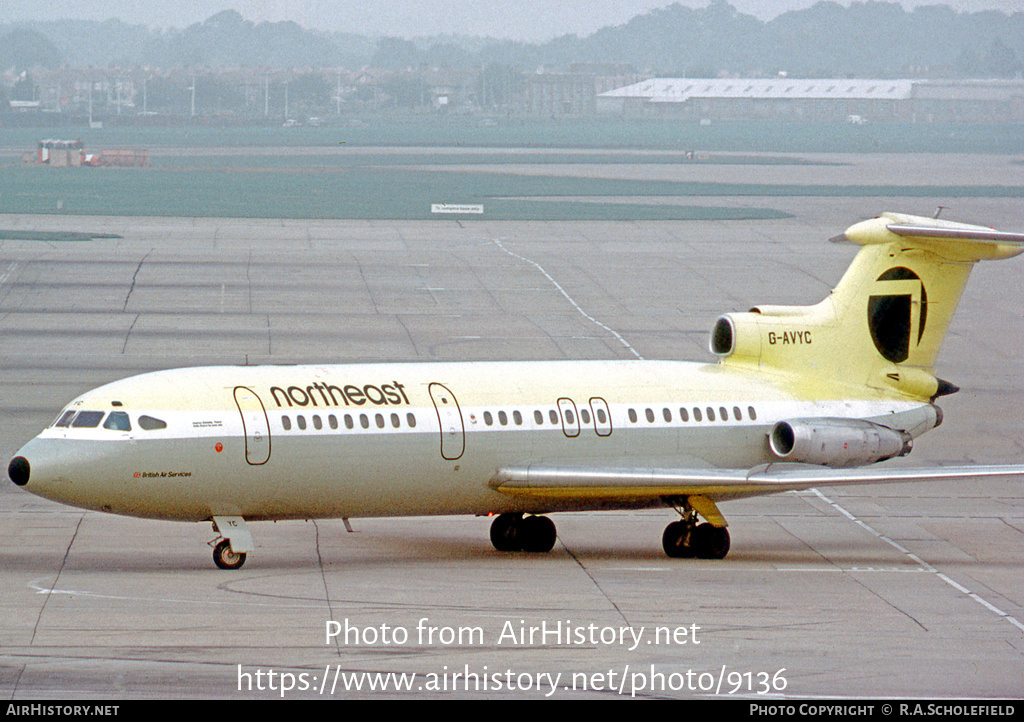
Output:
[662,507,731,559]
[489,508,730,559]
[489,513,558,553]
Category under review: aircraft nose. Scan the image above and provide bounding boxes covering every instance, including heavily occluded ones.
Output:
[8,456,30,486]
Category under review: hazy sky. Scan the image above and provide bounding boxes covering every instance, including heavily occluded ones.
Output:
[2,1,1021,41]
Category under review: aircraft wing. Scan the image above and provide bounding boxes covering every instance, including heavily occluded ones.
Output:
[491,462,1024,512]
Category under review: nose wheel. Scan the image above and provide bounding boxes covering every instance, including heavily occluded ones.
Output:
[209,516,253,569]
[212,538,247,570]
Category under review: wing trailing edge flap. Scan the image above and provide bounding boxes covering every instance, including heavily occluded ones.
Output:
[490,463,1024,505]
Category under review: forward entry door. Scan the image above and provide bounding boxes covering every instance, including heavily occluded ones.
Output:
[233,386,271,465]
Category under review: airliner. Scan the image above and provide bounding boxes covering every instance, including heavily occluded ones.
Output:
[9,212,1024,569]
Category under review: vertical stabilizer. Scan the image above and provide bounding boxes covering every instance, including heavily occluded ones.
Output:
[710,213,1024,399]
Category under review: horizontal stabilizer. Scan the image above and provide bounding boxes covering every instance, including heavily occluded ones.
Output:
[831,212,1024,261]
[886,223,1024,245]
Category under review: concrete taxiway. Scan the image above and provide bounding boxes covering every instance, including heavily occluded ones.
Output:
[1,155,1023,699]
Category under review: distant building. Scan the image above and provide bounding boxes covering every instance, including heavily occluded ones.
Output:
[525,73,598,118]
[599,78,1024,123]
[9,64,1024,123]
[911,80,1024,123]
[526,66,642,118]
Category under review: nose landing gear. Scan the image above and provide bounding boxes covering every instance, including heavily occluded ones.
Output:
[209,515,254,569]
[212,538,247,570]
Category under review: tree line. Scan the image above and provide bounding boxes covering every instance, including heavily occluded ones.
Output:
[1,1,1022,79]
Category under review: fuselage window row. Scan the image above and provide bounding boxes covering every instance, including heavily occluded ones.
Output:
[279,404,759,434]
[476,406,601,431]
[626,405,759,424]
[282,412,419,432]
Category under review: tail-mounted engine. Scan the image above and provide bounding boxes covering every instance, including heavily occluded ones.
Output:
[768,418,913,468]
[710,308,817,366]
[709,309,951,401]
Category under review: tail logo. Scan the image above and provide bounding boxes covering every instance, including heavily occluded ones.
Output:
[867,267,928,363]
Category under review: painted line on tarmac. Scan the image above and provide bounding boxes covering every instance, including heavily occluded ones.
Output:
[491,237,643,360]
[812,488,1024,633]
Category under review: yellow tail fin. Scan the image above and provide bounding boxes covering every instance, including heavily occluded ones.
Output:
[711,212,1024,400]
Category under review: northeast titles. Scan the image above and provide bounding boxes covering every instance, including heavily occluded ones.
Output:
[270,380,410,409]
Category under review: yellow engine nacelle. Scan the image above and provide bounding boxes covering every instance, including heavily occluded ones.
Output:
[709,308,818,367]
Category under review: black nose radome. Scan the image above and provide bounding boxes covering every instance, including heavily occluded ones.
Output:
[8,456,29,486]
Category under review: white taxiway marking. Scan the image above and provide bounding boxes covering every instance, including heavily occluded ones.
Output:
[811,489,1024,633]
[0,261,18,295]
[27,577,321,609]
[492,237,644,360]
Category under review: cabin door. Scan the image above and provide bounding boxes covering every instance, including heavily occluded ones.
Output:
[557,397,580,438]
[428,382,465,460]
[233,386,271,465]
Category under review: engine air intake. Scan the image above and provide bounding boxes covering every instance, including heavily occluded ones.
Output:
[710,316,735,356]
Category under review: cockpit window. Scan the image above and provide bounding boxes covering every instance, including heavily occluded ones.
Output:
[138,415,167,431]
[54,410,77,428]
[103,411,132,431]
[71,411,104,428]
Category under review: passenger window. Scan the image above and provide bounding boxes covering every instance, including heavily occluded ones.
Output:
[707,407,715,422]
[513,410,522,426]
[498,411,508,426]
[104,411,132,431]
[596,408,607,424]
[138,415,167,430]
[345,414,354,430]
[564,409,574,424]
[719,407,728,421]
[313,415,323,430]
[54,410,77,428]
[693,408,702,422]
[484,411,493,426]
[662,408,672,422]
[679,407,689,422]
[748,406,757,421]
[329,415,338,430]
[645,408,654,423]
[534,410,543,425]
[733,406,742,421]
[391,413,400,428]
[297,416,307,430]
[282,416,292,431]
[375,413,385,429]
[406,413,417,428]
[360,414,369,429]
[549,410,558,424]
[72,411,104,428]
[580,408,590,425]
[628,409,638,423]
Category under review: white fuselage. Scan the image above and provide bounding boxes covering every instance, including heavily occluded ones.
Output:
[14,360,937,523]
